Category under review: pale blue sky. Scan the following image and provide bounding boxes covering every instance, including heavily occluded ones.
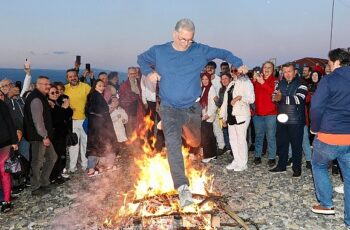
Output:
[0,0,349,71]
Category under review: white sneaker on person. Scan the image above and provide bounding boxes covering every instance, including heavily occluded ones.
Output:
[201,156,217,163]
[177,184,194,208]
[334,185,344,194]
[233,165,248,172]
[226,161,237,170]
[61,172,70,179]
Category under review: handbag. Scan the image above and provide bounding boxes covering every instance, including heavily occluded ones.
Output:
[66,132,78,147]
[65,119,78,147]
[4,148,22,174]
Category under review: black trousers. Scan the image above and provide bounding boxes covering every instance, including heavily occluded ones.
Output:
[201,121,217,159]
[50,139,67,180]
[276,123,304,171]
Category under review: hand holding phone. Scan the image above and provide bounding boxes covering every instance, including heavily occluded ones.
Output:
[86,63,91,72]
[24,59,31,75]
[76,55,81,65]
[24,59,30,69]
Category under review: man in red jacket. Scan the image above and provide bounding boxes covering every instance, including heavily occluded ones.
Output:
[252,61,278,167]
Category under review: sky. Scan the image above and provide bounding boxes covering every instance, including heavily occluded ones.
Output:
[0,0,349,71]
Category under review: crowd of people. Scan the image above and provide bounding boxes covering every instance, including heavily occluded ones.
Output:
[0,18,349,229]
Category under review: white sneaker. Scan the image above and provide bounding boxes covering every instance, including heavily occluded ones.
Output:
[226,162,237,171]
[177,184,194,207]
[201,156,217,163]
[334,185,344,194]
[61,172,70,179]
[233,165,248,172]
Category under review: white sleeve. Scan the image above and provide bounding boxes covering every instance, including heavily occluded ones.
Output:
[241,79,255,104]
[207,86,217,118]
[120,108,128,124]
[20,74,32,97]
[141,76,147,105]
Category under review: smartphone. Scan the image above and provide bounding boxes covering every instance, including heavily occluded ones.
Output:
[86,63,91,72]
[24,58,30,69]
[76,55,81,65]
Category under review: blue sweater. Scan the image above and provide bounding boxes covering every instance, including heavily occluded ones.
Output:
[137,42,243,108]
[310,66,350,134]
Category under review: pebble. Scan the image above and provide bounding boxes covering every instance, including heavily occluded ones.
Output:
[0,150,346,229]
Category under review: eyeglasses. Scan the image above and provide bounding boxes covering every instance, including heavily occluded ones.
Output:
[231,69,238,73]
[50,91,59,95]
[178,35,193,44]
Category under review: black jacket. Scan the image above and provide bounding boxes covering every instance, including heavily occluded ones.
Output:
[23,89,53,141]
[86,91,117,157]
[0,100,18,148]
[50,101,73,141]
[277,77,308,125]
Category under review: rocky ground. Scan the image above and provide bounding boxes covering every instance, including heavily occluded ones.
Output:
[0,148,346,230]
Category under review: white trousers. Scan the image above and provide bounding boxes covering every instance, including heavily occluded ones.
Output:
[228,117,251,170]
[68,119,87,171]
[213,113,225,149]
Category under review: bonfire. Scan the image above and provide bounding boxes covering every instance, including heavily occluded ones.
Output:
[103,115,251,229]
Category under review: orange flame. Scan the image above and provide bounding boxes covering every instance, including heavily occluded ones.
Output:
[111,115,215,227]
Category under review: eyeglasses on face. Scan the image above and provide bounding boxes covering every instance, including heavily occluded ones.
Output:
[177,35,193,44]
[231,69,238,73]
[50,91,59,95]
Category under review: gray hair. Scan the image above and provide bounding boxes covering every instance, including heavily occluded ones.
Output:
[174,18,195,32]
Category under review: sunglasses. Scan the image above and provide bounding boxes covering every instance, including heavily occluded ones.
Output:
[231,69,238,73]
[50,91,59,95]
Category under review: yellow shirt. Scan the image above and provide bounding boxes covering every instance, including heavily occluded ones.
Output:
[65,82,91,120]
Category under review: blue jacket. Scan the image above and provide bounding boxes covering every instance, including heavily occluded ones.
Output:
[137,42,243,108]
[310,66,350,134]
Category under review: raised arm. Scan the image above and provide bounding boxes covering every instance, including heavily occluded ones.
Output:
[20,67,32,97]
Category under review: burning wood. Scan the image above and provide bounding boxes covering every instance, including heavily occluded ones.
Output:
[103,115,257,229]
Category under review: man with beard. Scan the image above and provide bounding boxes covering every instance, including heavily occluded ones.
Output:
[64,69,91,173]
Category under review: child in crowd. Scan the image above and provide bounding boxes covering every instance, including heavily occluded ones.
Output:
[109,96,128,143]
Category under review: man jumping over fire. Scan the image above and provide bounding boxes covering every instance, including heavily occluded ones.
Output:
[137,18,247,207]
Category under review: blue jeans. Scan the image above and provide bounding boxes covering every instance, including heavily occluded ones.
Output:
[288,125,312,161]
[312,138,350,227]
[223,127,231,150]
[253,115,277,159]
[159,103,201,189]
[19,138,30,162]
[87,156,98,169]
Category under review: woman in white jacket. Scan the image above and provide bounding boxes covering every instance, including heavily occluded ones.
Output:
[200,73,218,163]
[109,96,128,143]
[220,69,255,171]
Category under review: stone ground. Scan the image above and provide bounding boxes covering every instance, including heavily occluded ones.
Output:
[0,148,346,230]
